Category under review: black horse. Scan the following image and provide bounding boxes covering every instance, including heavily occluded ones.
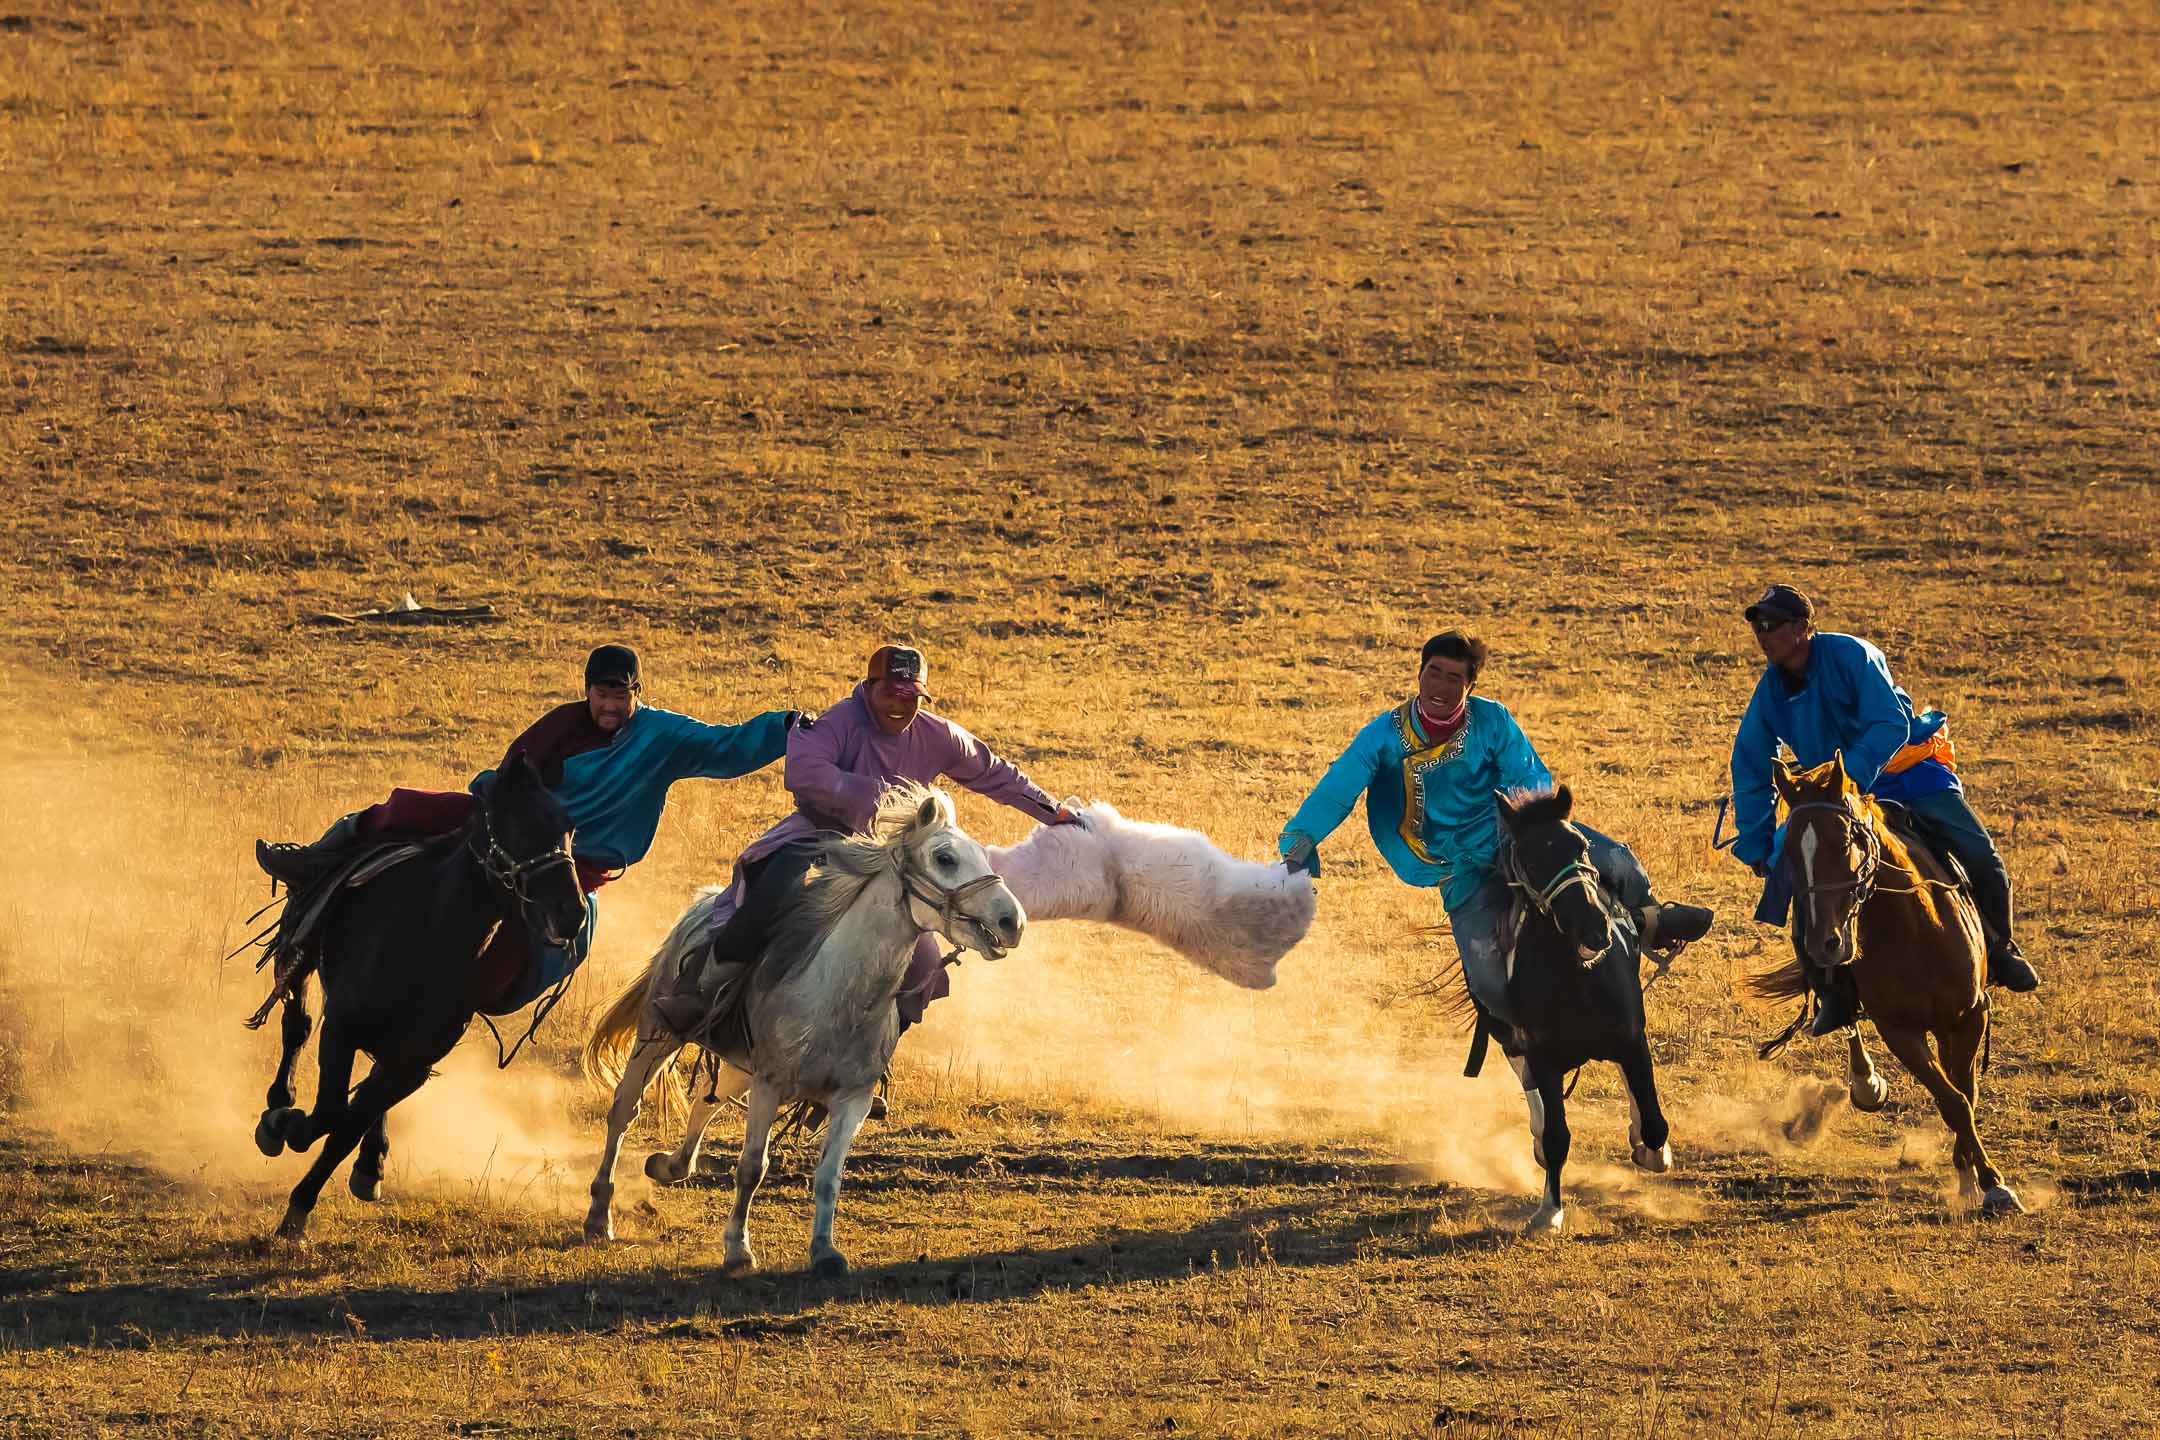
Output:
[250,755,586,1242]
[1479,787,1672,1235]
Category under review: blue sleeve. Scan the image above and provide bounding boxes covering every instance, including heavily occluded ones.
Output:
[1729,684,1779,866]
[1491,707,1553,796]
[1280,720,1389,850]
[1834,645,1914,793]
[656,709,793,782]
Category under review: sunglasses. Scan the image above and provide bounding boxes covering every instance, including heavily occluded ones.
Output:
[1750,616,1797,635]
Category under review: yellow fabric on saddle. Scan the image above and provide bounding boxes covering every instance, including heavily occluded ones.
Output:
[1881,727,1956,776]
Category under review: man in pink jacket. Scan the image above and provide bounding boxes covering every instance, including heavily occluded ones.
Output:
[661,644,1076,1063]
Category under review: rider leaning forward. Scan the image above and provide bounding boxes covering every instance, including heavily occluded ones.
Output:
[256,644,802,1012]
[652,643,1079,1078]
[1727,584,2040,1035]
[1276,630,1714,1030]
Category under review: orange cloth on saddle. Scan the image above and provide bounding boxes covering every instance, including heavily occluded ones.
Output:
[1881,727,1956,776]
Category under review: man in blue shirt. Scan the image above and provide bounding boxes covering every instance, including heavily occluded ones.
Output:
[257,644,800,1011]
[1729,585,2039,1036]
[1278,631,1713,1029]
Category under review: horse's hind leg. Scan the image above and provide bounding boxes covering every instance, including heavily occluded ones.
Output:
[350,1115,389,1202]
[584,1030,686,1241]
[807,1090,876,1278]
[1846,1029,1889,1113]
[1939,1006,2020,1215]
[1618,1041,1672,1174]
[276,1058,431,1243]
[256,976,314,1157]
[646,1065,749,1187]
[721,1077,783,1276]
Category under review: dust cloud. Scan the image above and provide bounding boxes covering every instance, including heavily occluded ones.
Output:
[0,689,1626,1222]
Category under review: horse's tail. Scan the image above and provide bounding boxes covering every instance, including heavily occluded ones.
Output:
[580,968,651,1094]
[1747,956,1810,1003]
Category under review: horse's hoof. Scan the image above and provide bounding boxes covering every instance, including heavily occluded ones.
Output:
[1848,1074,1890,1113]
[274,1208,310,1244]
[349,1169,383,1203]
[254,1113,286,1158]
[1632,1142,1672,1174]
[583,1217,615,1244]
[811,1253,850,1280]
[722,1250,757,1277]
[1979,1185,2026,1218]
[1523,1204,1566,1236]
[643,1152,686,1185]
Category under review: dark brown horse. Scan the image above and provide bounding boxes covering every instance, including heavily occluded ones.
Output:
[1751,753,2023,1216]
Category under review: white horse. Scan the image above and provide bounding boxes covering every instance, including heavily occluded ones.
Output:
[582,798,1312,1265]
[581,783,1021,1276]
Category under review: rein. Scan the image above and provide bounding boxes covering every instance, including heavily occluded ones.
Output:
[892,841,1010,961]
[466,806,577,907]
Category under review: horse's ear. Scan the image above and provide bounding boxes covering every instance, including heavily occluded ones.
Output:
[1494,789,1518,829]
[538,755,565,790]
[1771,756,1799,803]
[916,792,943,830]
[1552,784,1572,818]
[1830,749,1854,791]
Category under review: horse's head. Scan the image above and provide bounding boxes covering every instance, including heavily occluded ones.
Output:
[878,784,1026,960]
[1495,785,1613,968]
[1773,751,1879,969]
[474,755,587,950]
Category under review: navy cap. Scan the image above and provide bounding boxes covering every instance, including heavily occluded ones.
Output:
[1744,585,1814,625]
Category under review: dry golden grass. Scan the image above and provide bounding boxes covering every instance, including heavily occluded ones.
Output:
[3,0,2159,1435]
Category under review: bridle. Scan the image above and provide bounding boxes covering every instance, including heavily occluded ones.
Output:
[893,835,1012,957]
[1783,799,1882,920]
[1502,822,1615,970]
[467,801,579,923]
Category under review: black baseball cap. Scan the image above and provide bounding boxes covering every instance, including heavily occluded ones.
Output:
[1744,585,1814,625]
[585,643,642,690]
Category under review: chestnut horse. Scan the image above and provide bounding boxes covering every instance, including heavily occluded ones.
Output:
[1751,753,2022,1215]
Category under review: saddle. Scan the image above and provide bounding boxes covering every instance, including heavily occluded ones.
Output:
[239,840,433,1027]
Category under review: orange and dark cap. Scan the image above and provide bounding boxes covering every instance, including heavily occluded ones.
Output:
[866,644,928,699]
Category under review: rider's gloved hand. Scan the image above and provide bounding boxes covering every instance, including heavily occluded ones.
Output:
[1279,830,1320,877]
[786,709,817,731]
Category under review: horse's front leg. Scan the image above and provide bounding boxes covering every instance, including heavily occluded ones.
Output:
[807,1090,877,1279]
[646,1063,748,1186]
[276,1058,430,1243]
[255,977,315,1156]
[721,1077,783,1276]
[1504,1050,1549,1169]
[272,1013,356,1154]
[1845,1028,1889,1113]
[1618,1041,1672,1174]
[1938,1006,2020,1216]
[1524,1061,1573,1235]
[350,1115,389,1201]
[584,1030,688,1241]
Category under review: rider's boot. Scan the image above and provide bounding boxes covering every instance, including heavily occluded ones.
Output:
[1808,964,1861,1036]
[255,811,366,887]
[1638,901,1714,953]
[1986,935,2040,993]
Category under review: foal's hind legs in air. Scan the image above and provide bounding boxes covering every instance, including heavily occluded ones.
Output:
[254,976,315,1157]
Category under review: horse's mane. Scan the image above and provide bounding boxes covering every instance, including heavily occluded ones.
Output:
[756,782,957,988]
[1507,788,1572,829]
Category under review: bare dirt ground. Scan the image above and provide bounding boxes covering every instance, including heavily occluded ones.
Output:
[3,1,2158,1435]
